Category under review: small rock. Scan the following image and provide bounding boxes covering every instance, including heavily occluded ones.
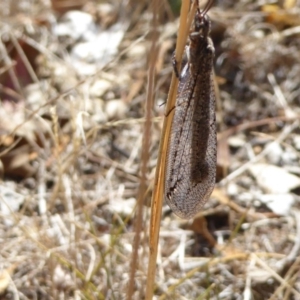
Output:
[282,147,298,164]
[0,185,25,226]
[53,11,96,41]
[227,182,239,196]
[108,198,136,216]
[249,163,300,193]
[51,63,77,91]
[127,44,147,58]
[105,99,127,120]
[25,82,47,110]
[238,192,254,203]
[71,22,126,65]
[257,193,294,216]
[293,135,300,151]
[265,142,283,165]
[227,134,246,148]
[89,99,107,124]
[90,79,112,98]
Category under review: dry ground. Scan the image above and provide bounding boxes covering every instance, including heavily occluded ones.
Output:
[0,0,300,299]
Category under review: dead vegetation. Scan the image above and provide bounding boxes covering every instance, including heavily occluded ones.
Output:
[0,0,300,299]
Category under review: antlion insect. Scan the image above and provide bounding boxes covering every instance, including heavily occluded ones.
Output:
[164,0,216,219]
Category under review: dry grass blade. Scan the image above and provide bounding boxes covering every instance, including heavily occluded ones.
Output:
[145,0,197,298]
[126,0,159,299]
